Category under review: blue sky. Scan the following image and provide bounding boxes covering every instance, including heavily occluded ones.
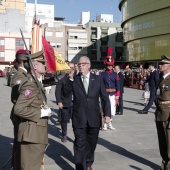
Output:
[27,0,121,23]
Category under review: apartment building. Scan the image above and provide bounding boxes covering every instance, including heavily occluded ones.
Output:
[0,0,30,70]
[86,20,123,68]
[43,18,87,63]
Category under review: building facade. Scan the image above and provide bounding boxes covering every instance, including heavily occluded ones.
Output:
[0,0,30,70]
[119,0,170,62]
[86,21,123,68]
[25,3,54,33]
[42,18,88,63]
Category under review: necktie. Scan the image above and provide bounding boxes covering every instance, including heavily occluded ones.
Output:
[83,76,88,93]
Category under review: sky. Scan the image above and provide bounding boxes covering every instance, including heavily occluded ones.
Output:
[27,0,122,23]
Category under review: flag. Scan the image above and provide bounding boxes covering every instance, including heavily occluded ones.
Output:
[42,36,70,72]
[42,36,56,72]
[54,50,70,71]
[31,24,42,54]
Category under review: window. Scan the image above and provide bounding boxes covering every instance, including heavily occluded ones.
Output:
[0,40,5,46]
[78,46,83,50]
[50,43,56,48]
[16,40,24,46]
[68,47,77,50]
[79,33,87,39]
[56,32,63,37]
[0,52,5,58]
[46,32,53,36]
[56,43,62,48]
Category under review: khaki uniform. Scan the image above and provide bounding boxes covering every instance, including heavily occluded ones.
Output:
[155,74,170,170]
[14,74,48,170]
[10,68,29,170]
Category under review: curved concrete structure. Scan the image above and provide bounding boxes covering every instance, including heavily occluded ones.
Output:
[119,0,170,62]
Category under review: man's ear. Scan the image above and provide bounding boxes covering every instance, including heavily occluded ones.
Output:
[33,64,37,70]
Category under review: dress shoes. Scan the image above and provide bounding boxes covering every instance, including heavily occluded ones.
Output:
[138,110,148,114]
[86,166,93,170]
[61,136,67,143]
[116,112,123,115]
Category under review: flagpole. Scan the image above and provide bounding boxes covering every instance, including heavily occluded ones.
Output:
[34,0,37,21]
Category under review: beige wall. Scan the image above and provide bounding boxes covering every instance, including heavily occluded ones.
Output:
[0,0,25,14]
[5,50,15,62]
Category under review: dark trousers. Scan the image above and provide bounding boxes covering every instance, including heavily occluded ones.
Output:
[156,121,170,169]
[116,93,123,113]
[143,91,156,112]
[73,127,100,170]
[61,107,71,137]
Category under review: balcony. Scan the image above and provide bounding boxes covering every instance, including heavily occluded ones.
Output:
[91,34,97,40]
[100,46,108,53]
[115,47,124,53]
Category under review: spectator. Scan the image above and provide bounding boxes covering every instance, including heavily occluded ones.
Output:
[138,63,160,114]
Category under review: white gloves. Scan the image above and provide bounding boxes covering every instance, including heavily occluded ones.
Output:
[41,108,51,118]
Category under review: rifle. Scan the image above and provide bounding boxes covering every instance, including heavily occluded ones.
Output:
[20,29,48,109]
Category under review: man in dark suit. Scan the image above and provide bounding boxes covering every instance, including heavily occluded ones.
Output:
[155,55,170,170]
[55,62,74,143]
[138,63,159,114]
[65,56,111,170]
[115,65,124,115]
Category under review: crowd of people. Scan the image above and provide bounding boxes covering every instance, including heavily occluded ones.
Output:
[6,46,170,170]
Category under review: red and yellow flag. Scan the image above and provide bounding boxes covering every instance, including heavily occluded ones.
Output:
[42,36,56,72]
[54,50,70,71]
[42,36,70,72]
[31,22,70,72]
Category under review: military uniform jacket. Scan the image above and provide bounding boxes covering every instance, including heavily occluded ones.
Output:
[14,75,48,144]
[100,71,120,96]
[155,74,170,121]
[10,68,30,122]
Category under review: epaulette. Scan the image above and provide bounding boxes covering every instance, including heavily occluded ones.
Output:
[18,77,30,92]
[10,72,18,87]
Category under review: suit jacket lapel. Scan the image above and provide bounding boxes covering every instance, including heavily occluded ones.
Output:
[88,73,95,95]
[75,75,86,94]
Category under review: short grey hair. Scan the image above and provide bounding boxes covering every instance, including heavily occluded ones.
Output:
[78,56,91,65]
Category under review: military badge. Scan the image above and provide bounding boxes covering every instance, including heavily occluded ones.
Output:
[25,89,32,98]
[16,80,21,84]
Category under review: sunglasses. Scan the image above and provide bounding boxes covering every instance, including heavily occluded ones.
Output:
[78,63,90,66]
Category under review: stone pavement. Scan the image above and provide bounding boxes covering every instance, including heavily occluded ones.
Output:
[0,77,161,170]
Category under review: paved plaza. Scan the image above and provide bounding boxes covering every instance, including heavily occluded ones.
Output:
[0,77,161,170]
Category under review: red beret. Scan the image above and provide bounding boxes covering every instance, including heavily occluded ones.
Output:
[16,49,28,58]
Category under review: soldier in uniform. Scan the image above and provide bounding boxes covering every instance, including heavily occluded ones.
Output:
[10,49,30,170]
[14,53,51,170]
[155,55,170,170]
[100,47,120,130]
